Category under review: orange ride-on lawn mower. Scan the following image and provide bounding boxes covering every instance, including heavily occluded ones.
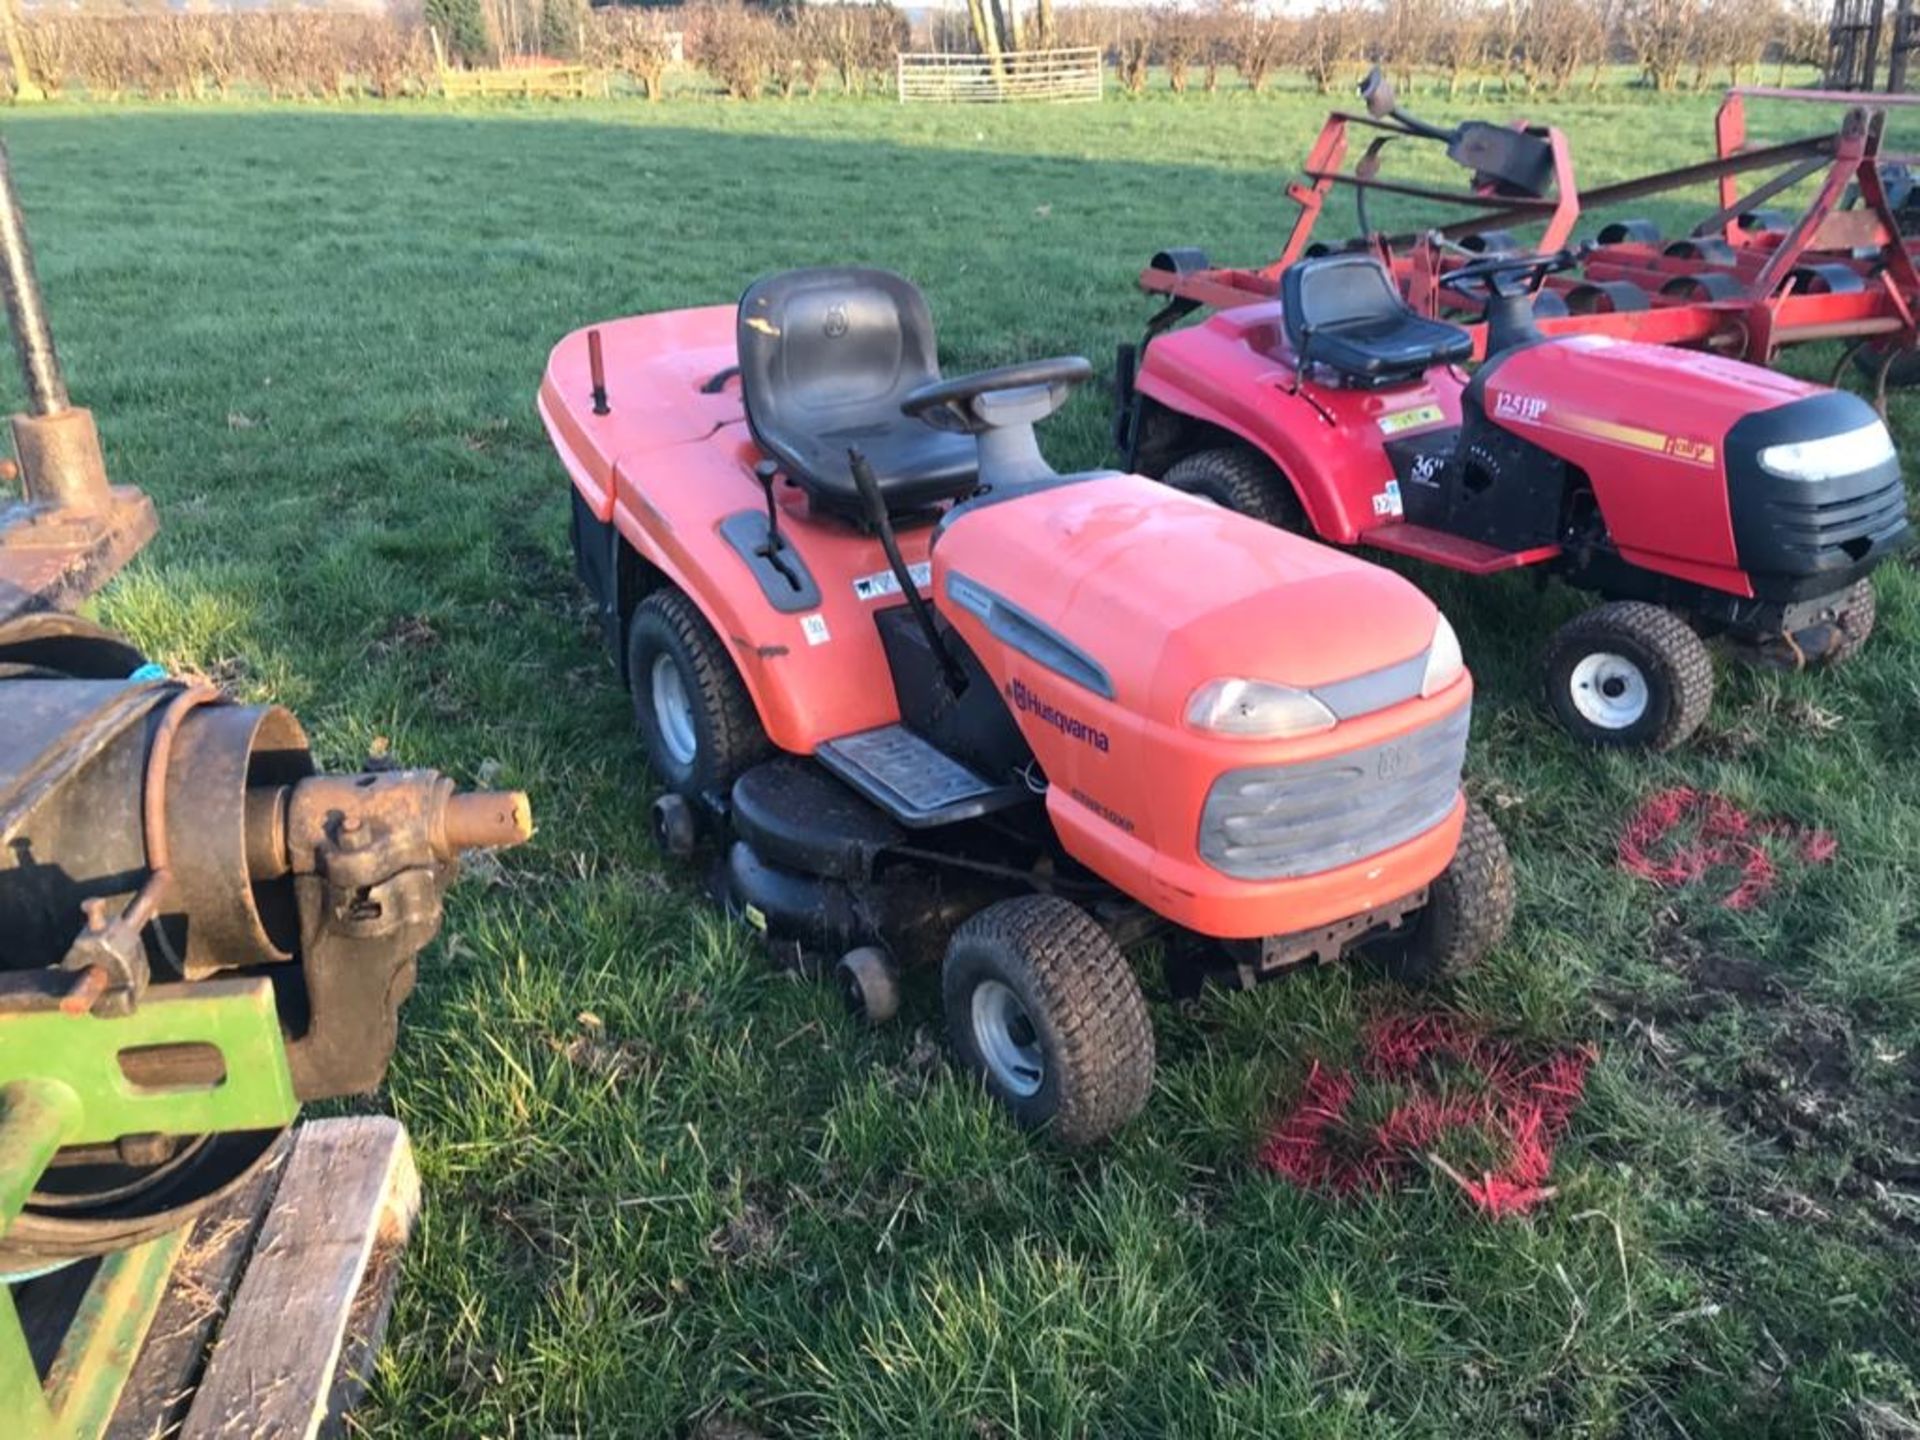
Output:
[1117,79,1911,750]
[540,267,1515,1146]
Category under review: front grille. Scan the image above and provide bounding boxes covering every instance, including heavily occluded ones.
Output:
[1726,392,1913,584]
[1757,475,1909,564]
[1198,704,1469,881]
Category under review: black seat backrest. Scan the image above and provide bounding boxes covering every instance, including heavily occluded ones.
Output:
[739,267,937,424]
[1279,253,1410,350]
[738,267,979,520]
[1278,252,1475,386]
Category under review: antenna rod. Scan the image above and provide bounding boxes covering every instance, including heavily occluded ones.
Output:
[588,328,610,416]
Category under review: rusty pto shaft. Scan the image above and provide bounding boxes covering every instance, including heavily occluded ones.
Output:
[242,771,534,883]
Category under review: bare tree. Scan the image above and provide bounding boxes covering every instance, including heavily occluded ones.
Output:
[1160,8,1203,92]
[1623,0,1700,91]
[1293,1,1360,95]
[1693,0,1780,85]
[1224,1,1286,92]
[966,0,1005,77]
[1432,0,1490,96]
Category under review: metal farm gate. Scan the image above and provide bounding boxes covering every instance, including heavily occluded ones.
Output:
[896,49,1103,103]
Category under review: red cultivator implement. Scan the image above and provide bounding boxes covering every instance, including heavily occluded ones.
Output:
[1131,82,1920,394]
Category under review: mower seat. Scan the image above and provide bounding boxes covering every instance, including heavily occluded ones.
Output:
[738,267,979,521]
[1280,254,1474,386]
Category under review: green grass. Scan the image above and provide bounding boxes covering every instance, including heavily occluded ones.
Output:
[6,87,1918,1436]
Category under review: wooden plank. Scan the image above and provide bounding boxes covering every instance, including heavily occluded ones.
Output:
[106,1132,294,1440]
[179,1119,419,1440]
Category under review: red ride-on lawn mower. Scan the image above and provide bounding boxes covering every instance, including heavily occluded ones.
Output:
[1118,72,1913,751]
[1124,259,1910,753]
[540,267,1515,1145]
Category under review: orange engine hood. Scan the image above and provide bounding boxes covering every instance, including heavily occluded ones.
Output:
[934,472,1444,719]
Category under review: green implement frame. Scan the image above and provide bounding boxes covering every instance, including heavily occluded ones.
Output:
[0,978,298,1439]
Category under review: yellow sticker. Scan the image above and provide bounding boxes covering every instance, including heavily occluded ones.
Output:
[743,904,768,933]
[1378,403,1445,435]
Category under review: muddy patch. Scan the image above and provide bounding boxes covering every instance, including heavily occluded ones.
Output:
[1597,916,1919,1239]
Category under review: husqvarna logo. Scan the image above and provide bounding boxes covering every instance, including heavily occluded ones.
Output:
[823,304,850,339]
[1007,678,1110,753]
[1376,744,1406,781]
[1493,391,1547,424]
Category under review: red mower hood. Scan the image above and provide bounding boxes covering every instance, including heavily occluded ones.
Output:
[935,473,1448,719]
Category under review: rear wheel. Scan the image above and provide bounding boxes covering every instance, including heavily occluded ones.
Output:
[1851,342,1920,390]
[1373,802,1515,986]
[1162,446,1305,529]
[626,588,770,801]
[1543,601,1714,751]
[941,896,1155,1147]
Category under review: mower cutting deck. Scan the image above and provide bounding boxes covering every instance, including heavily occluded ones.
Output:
[1119,77,1913,751]
[542,266,1515,1146]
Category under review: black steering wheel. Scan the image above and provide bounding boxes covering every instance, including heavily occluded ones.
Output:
[902,356,1093,435]
[1439,247,1582,300]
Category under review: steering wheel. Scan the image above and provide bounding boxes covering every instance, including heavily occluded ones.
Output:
[902,356,1093,435]
[1439,247,1582,300]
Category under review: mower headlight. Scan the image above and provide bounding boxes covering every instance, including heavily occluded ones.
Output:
[1758,420,1896,481]
[1186,678,1336,739]
[1419,615,1465,698]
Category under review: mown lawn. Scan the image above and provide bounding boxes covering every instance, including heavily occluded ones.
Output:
[6,84,1917,1436]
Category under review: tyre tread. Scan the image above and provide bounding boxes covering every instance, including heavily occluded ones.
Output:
[630,587,771,795]
[1162,446,1303,528]
[1545,600,1713,751]
[1383,802,1515,985]
[947,895,1155,1146]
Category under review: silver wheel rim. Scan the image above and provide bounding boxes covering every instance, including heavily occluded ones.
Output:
[970,979,1044,1098]
[649,653,699,767]
[1569,651,1650,729]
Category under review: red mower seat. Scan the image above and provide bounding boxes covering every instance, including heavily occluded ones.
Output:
[1281,254,1474,387]
[738,267,980,521]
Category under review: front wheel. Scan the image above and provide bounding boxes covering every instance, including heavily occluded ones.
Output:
[1373,802,1515,986]
[941,896,1155,1147]
[1543,601,1714,751]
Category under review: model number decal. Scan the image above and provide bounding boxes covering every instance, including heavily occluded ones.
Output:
[1006,678,1110,753]
[852,561,931,602]
[1378,403,1445,435]
[1493,391,1548,424]
[1069,788,1135,833]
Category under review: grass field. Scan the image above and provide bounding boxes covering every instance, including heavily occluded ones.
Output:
[7,85,1919,1436]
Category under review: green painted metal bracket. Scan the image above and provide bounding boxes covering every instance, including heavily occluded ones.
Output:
[1,977,301,1439]
[4,1232,186,1440]
[0,1079,79,1233]
[0,977,298,1155]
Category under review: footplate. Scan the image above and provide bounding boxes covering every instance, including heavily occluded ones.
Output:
[815,725,1029,828]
